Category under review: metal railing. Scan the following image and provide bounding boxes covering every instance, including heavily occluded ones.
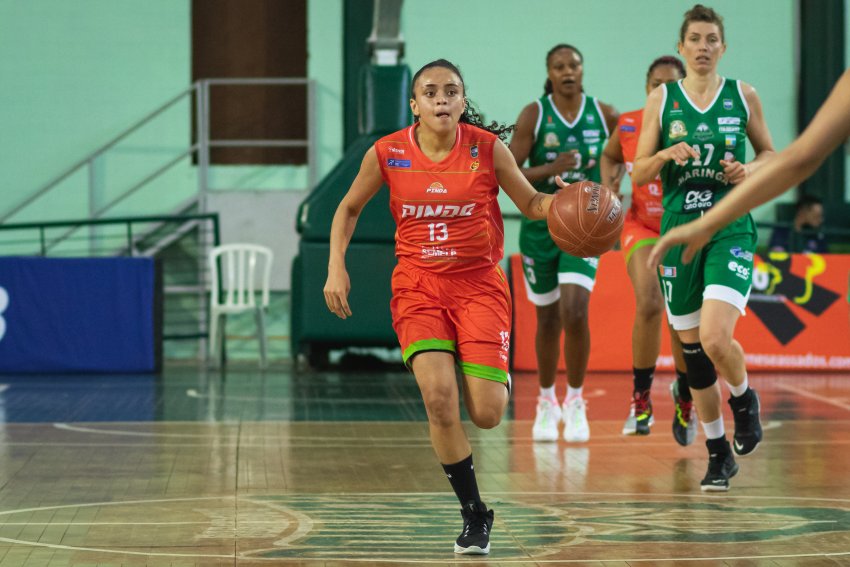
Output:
[0,78,317,227]
[0,214,221,342]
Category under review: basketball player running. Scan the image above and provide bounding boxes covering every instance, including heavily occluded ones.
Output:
[648,68,850,265]
[600,56,696,445]
[510,44,619,443]
[634,4,775,491]
[324,59,557,555]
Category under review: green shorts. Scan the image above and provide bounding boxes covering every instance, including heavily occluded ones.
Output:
[519,217,598,306]
[658,212,757,330]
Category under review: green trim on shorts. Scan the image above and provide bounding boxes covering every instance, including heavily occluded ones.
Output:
[460,361,508,383]
[624,236,659,265]
[402,339,456,366]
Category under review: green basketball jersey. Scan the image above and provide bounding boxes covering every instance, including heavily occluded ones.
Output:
[529,93,609,193]
[659,78,749,213]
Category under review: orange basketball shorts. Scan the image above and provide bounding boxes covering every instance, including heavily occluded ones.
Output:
[620,211,660,265]
[390,263,511,383]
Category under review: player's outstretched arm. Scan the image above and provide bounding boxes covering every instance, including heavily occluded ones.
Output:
[495,140,553,220]
[648,68,850,268]
[324,147,384,319]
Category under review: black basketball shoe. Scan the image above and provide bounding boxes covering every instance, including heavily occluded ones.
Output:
[700,442,739,492]
[454,501,494,555]
[728,388,763,456]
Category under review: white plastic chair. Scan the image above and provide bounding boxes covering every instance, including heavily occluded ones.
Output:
[208,243,273,368]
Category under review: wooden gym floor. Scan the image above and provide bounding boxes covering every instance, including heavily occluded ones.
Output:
[0,366,848,566]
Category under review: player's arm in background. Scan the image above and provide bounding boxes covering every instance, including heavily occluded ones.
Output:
[495,140,553,220]
[509,103,580,181]
[632,86,699,186]
[601,124,626,199]
[648,68,850,266]
[324,147,384,319]
[719,83,775,184]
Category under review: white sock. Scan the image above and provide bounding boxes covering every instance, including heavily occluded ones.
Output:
[727,375,749,397]
[566,386,583,401]
[702,416,725,439]
[539,385,556,400]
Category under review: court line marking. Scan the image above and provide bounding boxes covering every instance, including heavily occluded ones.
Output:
[0,494,847,562]
[774,382,850,412]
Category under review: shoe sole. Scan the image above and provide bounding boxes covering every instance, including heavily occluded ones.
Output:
[733,439,761,456]
[532,433,559,442]
[454,544,490,554]
[624,418,654,436]
[564,434,590,442]
[699,462,739,492]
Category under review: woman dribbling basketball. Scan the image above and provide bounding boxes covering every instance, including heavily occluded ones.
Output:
[324,59,557,555]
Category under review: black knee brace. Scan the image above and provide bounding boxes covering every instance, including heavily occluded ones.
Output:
[681,342,717,390]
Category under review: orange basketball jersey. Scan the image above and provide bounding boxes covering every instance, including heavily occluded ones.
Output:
[375,122,504,276]
[618,109,663,232]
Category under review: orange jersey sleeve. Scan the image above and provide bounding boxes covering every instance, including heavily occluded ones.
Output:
[618,109,663,232]
[375,122,504,276]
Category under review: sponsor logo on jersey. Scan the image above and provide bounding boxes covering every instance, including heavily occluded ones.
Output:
[661,266,677,278]
[470,160,479,171]
[728,260,750,279]
[588,145,598,158]
[545,151,558,161]
[422,246,457,258]
[388,146,406,154]
[425,182,447,194]
[724,151,735,162]
[730,246,753,261]
[402,203,475,219]
[718,117,741,125]
[522,255,535,266]
[694,122,714,141]
[677,169,726,186]
[620,125,636,132]
[669,120,687,139]
[723,98,733,110]
[567,135,577,144]
[683,188,715,211]
[673,100,679,110]
[544,132,560,148]
[583,129,600,138]
[719,125,741,133]
[725,135,737,148]
[586,113,595,124]
[470,145,479,158]
[387,159,411,168]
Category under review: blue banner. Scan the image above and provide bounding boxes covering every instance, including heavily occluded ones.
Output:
[0,257,157,373]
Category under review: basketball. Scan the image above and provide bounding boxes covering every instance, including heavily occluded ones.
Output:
[546,180,625,257]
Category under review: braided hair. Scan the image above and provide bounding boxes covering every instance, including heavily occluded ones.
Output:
[411,59,515,141]
[543,44,584,95]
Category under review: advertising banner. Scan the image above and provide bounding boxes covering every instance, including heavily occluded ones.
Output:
[510,251,850,372]
[0,257,159,373]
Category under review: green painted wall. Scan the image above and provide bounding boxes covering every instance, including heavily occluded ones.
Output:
[0,0,191,223]
[0,0,342,227]
[0,0,840,239]
[402,0,798,251]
